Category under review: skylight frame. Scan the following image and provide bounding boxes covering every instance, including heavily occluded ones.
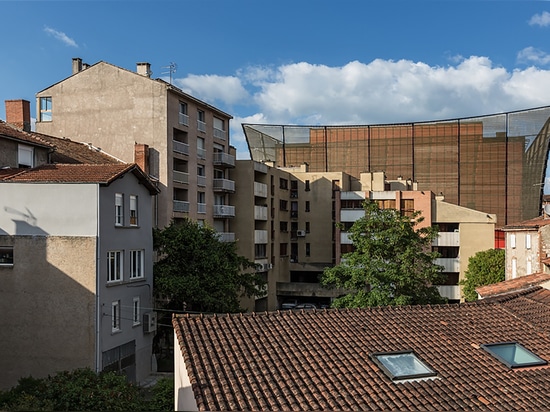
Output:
[370,350,438,381]
[480,342,548,369]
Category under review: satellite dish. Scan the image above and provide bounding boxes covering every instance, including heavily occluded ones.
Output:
[544,204,550,216]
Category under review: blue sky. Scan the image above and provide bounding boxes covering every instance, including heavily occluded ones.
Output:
[3,1,550,159]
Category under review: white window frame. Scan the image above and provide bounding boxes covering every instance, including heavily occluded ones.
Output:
[18,144,34,168]
[39,96,52,122]
[510,234,516,249]
[108,251,123,282]
[130,250,144,279]
[133,297,141,326]
[112,301,121,332]
[526,234,531,250]
[115,193,124,226]
[129,195,138,226]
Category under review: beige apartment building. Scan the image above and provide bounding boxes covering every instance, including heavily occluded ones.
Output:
[35,58,236,235]
[234,162,496,310]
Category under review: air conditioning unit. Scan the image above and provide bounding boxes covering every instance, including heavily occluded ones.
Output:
[297,230,306,237]
[143,312,157,334]
[262,263,273,271]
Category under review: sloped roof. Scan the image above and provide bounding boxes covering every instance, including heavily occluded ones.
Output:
[173,289,550,411]
[501,215,550,230]
[0,120,53,148]
[476,272,550,299]
[1,163,158,194]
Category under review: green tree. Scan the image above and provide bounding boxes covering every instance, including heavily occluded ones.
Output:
[154,219,265,313]
[460,248,505,302]
[321,201,446,307]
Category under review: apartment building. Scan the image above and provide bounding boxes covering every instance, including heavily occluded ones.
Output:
[243,107,550,227]
[35,58,235,234]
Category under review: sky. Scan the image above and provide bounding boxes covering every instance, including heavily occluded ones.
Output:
[3,1,550,160]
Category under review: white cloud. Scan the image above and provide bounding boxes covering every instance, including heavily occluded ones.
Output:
[43,26,78,47]
[529,11,550,27]
[175,74,249,106]
[517,46,550,66]
[176,56,550,159]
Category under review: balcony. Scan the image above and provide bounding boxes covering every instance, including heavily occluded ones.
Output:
[213,204,235,218]
[173,170,189,184]
[173,140,189,155]
[254,162,268,174]
[173,200,189,213]
[433,232,460,247]
[435,257,460,272]
[197,148,206,160]
[179,113,189,126]
[341,209,365,222]
[254,230,268,244]
[217,232,235,242]
[213,178,235,192]
[197,120,206,133]
[340,232,353,244]
[213,152,235,167]
[254,182,268,198]
[213,127,226,140]
[197,203,206,214]
[254,205,268,221]
[437,285,461,301]
[197,175,206,187]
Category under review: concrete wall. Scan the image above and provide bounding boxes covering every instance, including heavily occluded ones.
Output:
[0,138,50,169]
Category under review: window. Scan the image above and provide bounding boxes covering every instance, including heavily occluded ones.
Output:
[198,109,205,122]
[305,201,310,212]
[108,251,123,282]
[305,180,310,191]
[39,97,52,122]
[510,234,516,249]
[179,102,189,126]
[0,246,14,266]
[370,351,437,381]
[255,244,267,258]
[306,243,311,257]
[130,250,144,279]
[279,178,288,190]
[480,342,547,368]
[280,199,288,211]
[115,193,124,226]
[197,110,206,132]
[18,144,33,168]
[129,195,138,226]
[305,222,310,233]
[111,301,121,332]
[280,221,288,232]
[197,137,206,159]
[133,297,141,325]
[213,117,225,139]
[526,234,531,250]
[280,242,288,256]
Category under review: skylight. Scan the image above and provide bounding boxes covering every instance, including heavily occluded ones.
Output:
[481,342,547,369]
[370,351,437,381]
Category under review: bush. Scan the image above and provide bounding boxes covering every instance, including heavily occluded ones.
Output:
[147,377,174,411]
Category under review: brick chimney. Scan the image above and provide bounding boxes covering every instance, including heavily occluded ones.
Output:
[5,99,31,131]
[136,62,151,78]
[134,143,149,175]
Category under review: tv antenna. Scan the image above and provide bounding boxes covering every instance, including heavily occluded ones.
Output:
[162,62,177,85]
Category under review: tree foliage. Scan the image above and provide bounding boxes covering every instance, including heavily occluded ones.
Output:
[154,219,265,313]
[321,201,446,307]
[460,248,505,302]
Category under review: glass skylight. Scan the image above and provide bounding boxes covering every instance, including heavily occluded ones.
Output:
[480,342,547,368]
[370,351,437,381]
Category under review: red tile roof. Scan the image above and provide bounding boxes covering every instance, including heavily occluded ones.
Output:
[173,288,550,411]
[0,120,53,148]
[1,163,159,194]
[502,215,550,230]
[476,272,550,298]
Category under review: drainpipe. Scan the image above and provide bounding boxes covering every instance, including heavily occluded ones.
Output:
[95,185,101,373]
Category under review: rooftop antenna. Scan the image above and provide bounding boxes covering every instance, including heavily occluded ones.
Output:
[162,62,177,85]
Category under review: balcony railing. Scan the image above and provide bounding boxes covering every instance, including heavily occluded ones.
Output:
[197,175,206,187]
[173,170,189,184]
[437,285,461,301]
[173,200,189,213]
[197,120,206,132]
[213,178,235,192]
[435,257,460,273]
[213,204,235,218]
[255,230,268,244]
[173,140,189,155]
[213,152,235,167]
[213,127,226,140]
[433,232,460,247]
[197,147,206,159]
[197,203,206,214]
[254,205,268,221]
[179,113,189,126]
[217,232,235,242]
[254,182,268,198]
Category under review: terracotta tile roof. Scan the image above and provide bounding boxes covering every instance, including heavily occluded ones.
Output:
[0,120,53,148]
[1,163,159,194]
[173,290,550,411]
[502,215,550,230]
[476,273,550,298]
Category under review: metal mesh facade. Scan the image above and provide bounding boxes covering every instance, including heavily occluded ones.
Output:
[243,106,550,226]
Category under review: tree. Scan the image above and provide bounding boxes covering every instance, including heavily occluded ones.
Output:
[321,201,446,307]
[460,248,505,302]
[154,219,265,313]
